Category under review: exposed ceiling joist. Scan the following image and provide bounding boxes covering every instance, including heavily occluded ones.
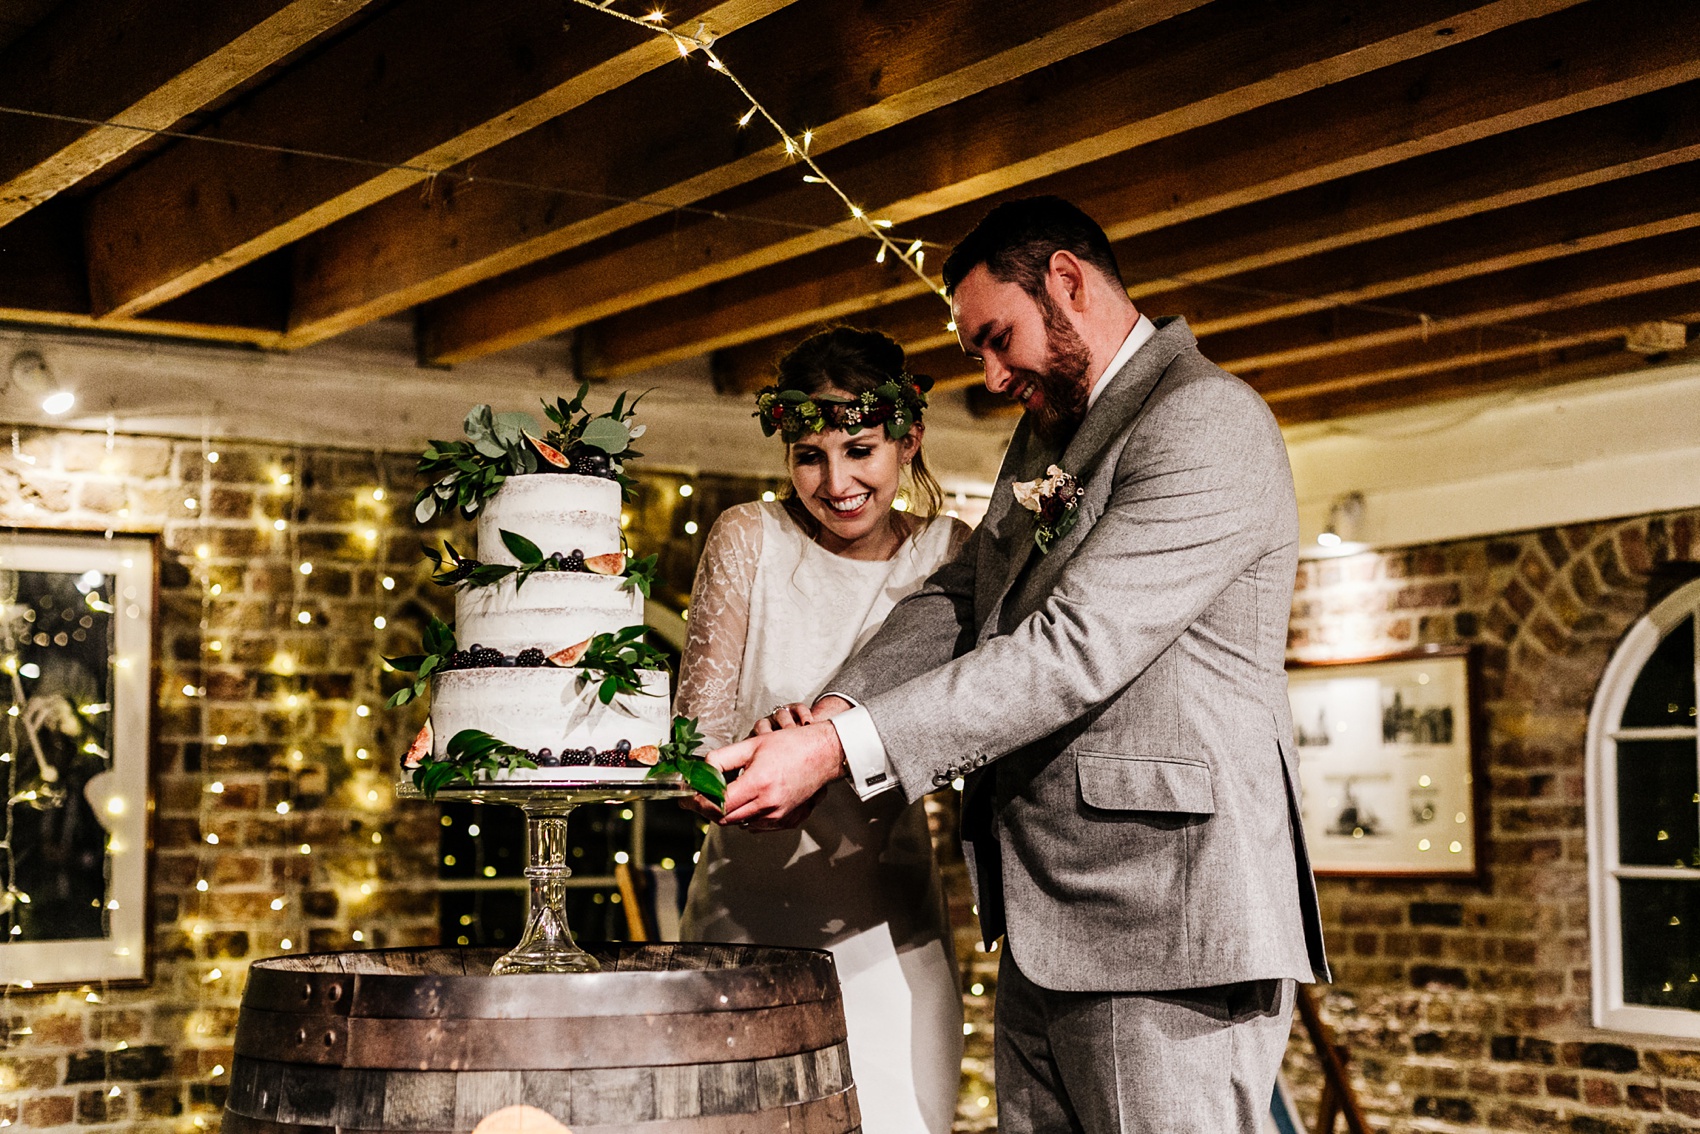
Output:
[1200,228,1700,370]
[1251,280,1700,393]
[279,0,1206,347]
[421,0,1568,364]
[0,0,371,226]
[579,10,1700,379]
[82,0,796,320]
[811,156,1700,362]
[0,0,1694,430]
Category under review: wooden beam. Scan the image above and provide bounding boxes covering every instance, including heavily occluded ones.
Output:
[82,0,796,319]
[1243,280,1700,401]
[0,201,285,346]
[1133,162,1700,336]
[283,0,1208,348]
[708,330,977,399]
[581,80,1700,373]
[1267,339,1671,424]
[0,0,370,227]
[578,244,947,379]
[1200,228,1700,371]
[422,0,1578,364]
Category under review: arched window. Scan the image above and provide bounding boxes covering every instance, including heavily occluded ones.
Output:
[1588,579,1700,1038]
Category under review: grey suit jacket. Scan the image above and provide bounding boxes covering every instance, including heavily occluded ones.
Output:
[831,317,1329,993]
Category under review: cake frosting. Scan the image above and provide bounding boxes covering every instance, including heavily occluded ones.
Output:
[430,667,670,760]
[476,474,623,566]
[424,470,670,771]
[454,571,644,658]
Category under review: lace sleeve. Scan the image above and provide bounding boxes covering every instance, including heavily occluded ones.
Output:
[674,504,763,751]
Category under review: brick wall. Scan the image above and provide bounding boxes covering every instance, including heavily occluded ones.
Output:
[0,428,444,1132]
[1283,509,1700,1133]
[14,419,1696,1133]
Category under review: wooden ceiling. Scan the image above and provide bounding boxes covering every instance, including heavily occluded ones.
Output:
[1,0,1698,424]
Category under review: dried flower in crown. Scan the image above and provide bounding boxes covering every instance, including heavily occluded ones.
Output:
[753,373,932,444]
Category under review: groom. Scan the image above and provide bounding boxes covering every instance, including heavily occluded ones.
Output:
[710,196,1328,1132]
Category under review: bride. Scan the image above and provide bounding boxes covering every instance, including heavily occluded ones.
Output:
[675,326,968,1133]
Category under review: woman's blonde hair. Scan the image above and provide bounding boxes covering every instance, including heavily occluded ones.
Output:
[770,326,944,540]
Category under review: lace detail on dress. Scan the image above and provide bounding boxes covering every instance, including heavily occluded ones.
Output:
[675,502,765,751]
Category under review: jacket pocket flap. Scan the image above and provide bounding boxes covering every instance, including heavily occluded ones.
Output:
[1076,754,1215,814]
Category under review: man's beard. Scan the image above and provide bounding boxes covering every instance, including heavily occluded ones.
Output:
[1015,292,1093,445]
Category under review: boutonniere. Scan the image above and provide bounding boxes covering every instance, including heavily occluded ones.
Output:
[1011,465,1085,554]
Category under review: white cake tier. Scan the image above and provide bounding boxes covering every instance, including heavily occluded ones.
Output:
[478,473,622,565]
[455,573,642,657]
[429,666,670,758]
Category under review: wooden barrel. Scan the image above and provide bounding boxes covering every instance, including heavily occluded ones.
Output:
[222,944,860,1134]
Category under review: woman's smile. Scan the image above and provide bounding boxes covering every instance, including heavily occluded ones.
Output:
[823,490,872,516]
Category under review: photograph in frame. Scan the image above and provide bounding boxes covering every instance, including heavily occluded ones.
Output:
[1288,647,1481,878]
[0,529,156,988]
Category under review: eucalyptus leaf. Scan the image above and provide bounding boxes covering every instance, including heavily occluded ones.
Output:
[464,405,494,440]
[580,416,631,454]
[493,410,540,445]
[415,495,437,523]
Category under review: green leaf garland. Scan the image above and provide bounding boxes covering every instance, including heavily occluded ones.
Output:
[410,728,537,799]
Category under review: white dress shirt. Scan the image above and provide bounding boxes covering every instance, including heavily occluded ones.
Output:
[830,314,1157,798]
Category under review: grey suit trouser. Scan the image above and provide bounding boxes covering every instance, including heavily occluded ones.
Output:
[994,951,1295,1134]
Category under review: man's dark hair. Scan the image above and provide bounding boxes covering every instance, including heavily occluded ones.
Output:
[941,196,1124,297]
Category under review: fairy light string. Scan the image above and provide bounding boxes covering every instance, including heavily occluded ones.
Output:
[190,424,223,1115]
[567,0,948,307]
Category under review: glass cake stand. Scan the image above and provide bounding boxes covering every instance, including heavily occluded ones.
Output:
[397,770,691,974]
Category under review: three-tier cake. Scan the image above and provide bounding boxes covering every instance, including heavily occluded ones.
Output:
[391,390,708,792]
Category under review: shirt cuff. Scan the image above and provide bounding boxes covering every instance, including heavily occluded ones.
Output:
[824,701,899,799]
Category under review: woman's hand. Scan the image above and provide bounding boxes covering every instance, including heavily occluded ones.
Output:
[751,701,815,735]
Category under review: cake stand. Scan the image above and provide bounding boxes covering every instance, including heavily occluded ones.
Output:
[397,769,691,975]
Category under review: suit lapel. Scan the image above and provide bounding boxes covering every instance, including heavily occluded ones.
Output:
[1058,316,1193,479]
[981,420,1061,620]
[981,317,1197,633]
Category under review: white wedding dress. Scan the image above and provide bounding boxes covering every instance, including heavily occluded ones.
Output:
[676,500,967,1134]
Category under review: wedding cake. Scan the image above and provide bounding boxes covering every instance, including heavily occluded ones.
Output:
[390,389,714,796]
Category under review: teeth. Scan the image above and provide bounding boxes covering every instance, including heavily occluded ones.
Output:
[827,493,870,513]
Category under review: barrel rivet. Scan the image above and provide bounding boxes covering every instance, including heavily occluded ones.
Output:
[324,1030,337,1046]
[327,982,343,1000]
[295,1028,307,1043]
[300,984,312,1000]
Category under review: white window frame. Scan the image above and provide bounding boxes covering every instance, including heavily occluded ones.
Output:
[1587,579,1700,1038]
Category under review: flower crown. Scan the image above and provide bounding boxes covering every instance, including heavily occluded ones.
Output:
[754,373,933,443]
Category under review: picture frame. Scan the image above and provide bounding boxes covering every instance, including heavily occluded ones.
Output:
[1287,645,1483,879]
[0,529,157,988]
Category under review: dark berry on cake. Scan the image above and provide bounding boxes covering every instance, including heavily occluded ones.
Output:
[516,648,547,667]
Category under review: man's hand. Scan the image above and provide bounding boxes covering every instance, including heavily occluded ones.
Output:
[709,721,845,829]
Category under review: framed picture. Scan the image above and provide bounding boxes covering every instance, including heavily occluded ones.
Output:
[1287,646,1482,879]
[0,530,156,988]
